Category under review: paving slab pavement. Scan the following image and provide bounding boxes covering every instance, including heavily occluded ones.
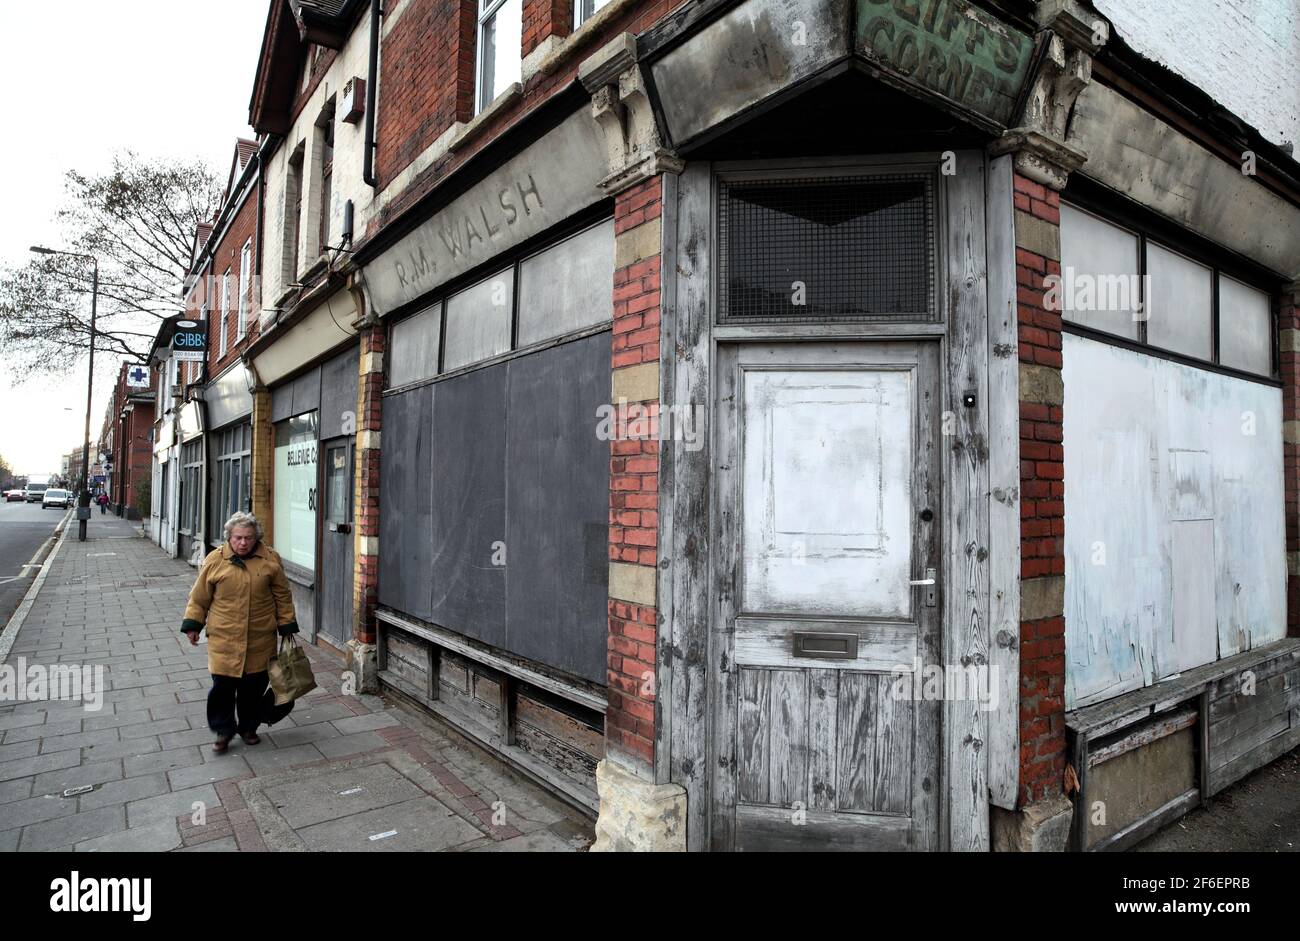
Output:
[0,513,593,852]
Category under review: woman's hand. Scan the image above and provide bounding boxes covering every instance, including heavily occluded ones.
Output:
[183,630,200,646]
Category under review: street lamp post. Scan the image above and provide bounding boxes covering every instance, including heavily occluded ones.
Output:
[31,246,99,542]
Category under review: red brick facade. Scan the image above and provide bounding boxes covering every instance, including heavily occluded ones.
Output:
[1281,283,1300,638]
[606,175,664,769]
[369,0,689,237]
[523,0,573,56]
[1014,173,1067,807]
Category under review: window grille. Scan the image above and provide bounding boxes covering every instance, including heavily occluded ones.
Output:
[717,173,936,323]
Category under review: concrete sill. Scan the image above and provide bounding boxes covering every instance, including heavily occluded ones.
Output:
[448,83,522,153]
[529,0,640,80]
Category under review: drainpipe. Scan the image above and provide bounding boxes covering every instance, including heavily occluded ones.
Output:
[363,0,382,188]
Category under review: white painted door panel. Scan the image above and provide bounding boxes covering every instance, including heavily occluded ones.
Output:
[742,368,913,619]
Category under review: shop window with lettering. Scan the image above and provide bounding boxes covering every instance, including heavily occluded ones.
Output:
[273,412,319,572]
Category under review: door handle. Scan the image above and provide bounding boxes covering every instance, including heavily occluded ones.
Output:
[910,567,937,607]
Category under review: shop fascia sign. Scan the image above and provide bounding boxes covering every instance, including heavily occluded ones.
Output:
[855,0,1034,127]
[362,107,609,317]
[171,320,207,363]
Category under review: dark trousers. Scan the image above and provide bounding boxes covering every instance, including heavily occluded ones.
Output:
[207,671,294,737]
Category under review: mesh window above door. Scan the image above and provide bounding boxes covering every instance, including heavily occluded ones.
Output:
[717,173,937,323]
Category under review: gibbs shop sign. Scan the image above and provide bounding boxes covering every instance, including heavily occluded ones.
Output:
[172,320,207,363]
[856,0,1034,127]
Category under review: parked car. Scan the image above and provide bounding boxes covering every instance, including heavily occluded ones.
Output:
[6,489,26,502]
[42,489,72,509]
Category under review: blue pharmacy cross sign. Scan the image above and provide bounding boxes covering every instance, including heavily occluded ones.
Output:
[172,320,206,362]
[127,365,149,388]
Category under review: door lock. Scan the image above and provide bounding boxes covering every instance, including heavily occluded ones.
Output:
[909,567,937,607]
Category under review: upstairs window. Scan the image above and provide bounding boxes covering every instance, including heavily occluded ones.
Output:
[575,0,613,28]
[316,100,336,254]
[238,239,252,340]
[219,268,231,358]
[477,0,521,114]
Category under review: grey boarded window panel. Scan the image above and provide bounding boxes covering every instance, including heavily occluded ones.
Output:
[504,331,610,685]
[430,362,508,646]
[378,384,435,620]
[443,270,514,372]
[1218,274,1273,376]
[1145,242,1213,360]
[388,303,442,388]
[517,219,615,347]
[718,173,936,323]
[320,344,359,439]
[1059,202,1141,339]
[292,366,322,416]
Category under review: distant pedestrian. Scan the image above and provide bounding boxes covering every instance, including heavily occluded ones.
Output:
[97,492,108,514]
[180,512,300,754]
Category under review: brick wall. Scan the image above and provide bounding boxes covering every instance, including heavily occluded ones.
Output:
[606,175,663,770]
[1013,173,1067,807]
[352,325,384,646]
[203,188,262,379]
[1281,283,1300,637]
[370,0,689,237]
[523,0,573,56]
[375,0,476,187]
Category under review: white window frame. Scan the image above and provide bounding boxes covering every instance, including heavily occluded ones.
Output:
[574,0,612,29]
[475,0,521,115]
[219,268,231,358]
[238,239,251,340]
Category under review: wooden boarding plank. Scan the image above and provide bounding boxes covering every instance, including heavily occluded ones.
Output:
[1209,684,1298,748]
[807,669,838,812]
[735,804,915,852]
[984,153,1021,811]
[737,669,770,805]
[944,150,992,852]
[515,694,603,758]
[1209,723,1300,795]
[768,670,808,808]
[665,161,714,851]
[733,618,916,671]
[1090,788,1200,853]
[1212,711,1290,772]
[375,608,607,712]
[1087,706,1198,767]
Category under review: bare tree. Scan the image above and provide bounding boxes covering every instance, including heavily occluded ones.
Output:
[0,151,222,376]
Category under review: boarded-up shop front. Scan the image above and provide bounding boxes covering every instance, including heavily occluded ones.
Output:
[252,293,360,655]
[1058,81,1300,850]
[362,108,617,808]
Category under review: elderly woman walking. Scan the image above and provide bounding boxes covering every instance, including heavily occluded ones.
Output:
[181,512,300,754]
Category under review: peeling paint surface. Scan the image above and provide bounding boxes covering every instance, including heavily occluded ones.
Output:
[1062,335,1286,709]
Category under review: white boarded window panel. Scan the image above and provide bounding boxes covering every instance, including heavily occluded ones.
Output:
[1218,274,1272,376]
[388,303,442,388]
[443,270,513,372]
[517,219,615,347]
[1062,334,1285,709]
[1058,203,1141,339]
[1145,242,1212,359]
[741,368,912,619]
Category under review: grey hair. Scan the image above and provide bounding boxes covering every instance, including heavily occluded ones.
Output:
[223,512,263,541]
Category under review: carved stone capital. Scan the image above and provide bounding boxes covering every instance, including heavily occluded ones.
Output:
[1036,0,1108,55]
[580,32,681,195]
[992,29,1092,190]
[989,127,1087,191]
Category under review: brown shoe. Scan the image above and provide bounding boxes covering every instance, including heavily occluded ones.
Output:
[212,734,232,754]
[239,732,260,746]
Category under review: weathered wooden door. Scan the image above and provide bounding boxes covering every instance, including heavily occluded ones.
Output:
[712,340,942,850]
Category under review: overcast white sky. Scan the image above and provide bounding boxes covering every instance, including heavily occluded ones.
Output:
[0,0,267,477]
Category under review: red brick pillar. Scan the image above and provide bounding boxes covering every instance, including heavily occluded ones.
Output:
[523,0,573,58]
[350,321,384,690]
[1281,283,1300,637]
[1012,173,1067,808]
[605,175,663,770]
